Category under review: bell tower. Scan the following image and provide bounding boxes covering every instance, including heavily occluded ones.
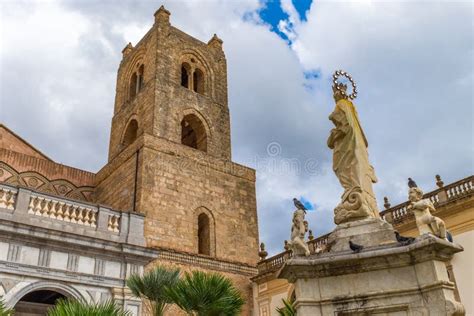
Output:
[107,6,231,162]
[95,5,259,283]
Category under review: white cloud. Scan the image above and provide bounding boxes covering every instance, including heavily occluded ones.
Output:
[0,0,472,256]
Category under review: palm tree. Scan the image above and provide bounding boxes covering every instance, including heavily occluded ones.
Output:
[166,270,245,316]
[47,299,130,316]
[126,265,180,316]
[0,299,14,316]
[276,298,296,316]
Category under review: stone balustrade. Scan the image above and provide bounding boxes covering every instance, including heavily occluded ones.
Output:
[0,183,145,246]
[380,175,473,224]
[256,233,330,276]
[0,186,17,210]
[255,175,473,277]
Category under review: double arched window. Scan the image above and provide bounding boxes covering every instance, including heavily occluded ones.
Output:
[129,64,145,100]
[180,61,205,95]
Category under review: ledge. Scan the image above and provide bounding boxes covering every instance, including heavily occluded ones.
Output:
[279,235,463,282]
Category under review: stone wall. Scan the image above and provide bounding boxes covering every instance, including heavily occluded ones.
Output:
[138,142,258,266]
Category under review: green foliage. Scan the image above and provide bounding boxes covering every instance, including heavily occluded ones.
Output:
[166,270,245,316]
[0,299,14,316]
[276,298,296,316]
[47,299,130,316]
[126,265,180,316]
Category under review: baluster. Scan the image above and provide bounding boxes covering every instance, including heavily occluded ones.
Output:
[0,189,5,208]
[70,206,78,223]
[56,202,64,220]
[83,208,91,226]
[110,215,120,232]
[6,191,16,210]
[107,216,113,231]
[34,197,43,215]
[40,199,49,217]
[77,207,84,225]
[49,200,58,219]
[27,196,36,214]
[90,211,97,227]
[63,204,71,221]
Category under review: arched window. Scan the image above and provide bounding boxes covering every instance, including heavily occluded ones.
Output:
[137,65,144,92]
[193,68,204,94]
[122,119,138,147]
[181,63,191,88]
[198,213,211,255]
[129,72,137,99]
[181,114,207,152]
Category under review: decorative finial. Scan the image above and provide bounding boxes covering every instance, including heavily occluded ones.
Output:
[308,229,314,241]
[154,5,170,24]
[284,240,290,251]
[207,33,223,49]
[122,42,133,57]
[332,70,357,101]
[258,242,268,260]
[435,174,444,188]
[383,196,391,209]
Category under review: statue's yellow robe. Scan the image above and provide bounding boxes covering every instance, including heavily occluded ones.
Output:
[328,99,380,220]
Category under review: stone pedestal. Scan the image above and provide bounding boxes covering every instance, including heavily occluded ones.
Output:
[279,223,465,316]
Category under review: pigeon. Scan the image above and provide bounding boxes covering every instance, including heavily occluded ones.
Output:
[395,231,415,246]
[408,178,418,188]
[293,198,307,213]
[349,240,363,253]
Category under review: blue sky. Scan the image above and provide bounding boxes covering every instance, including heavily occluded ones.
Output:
[1,0,472,256]
[258,0,312,41]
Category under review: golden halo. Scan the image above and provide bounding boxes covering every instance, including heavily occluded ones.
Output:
[333,70,358,100]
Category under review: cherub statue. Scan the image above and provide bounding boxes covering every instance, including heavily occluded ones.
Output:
[408,186,447,239]
[287,207,310,256]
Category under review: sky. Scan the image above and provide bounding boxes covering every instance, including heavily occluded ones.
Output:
[1,0,473,256]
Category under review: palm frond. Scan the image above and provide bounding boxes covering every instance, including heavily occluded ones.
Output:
[47,299,130,316]
[166,270,244,316]
[126,265,180,316]
[0,299,14,316]
[276,298,296,316]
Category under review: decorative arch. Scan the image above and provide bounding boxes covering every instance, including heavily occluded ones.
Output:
[181,62,191,88]
[0,162,95,202]
[178,49,215,97]
[4,280,88,309]
[194,207,216,257]
[123,49,146,101]
[180,109,211,153]
[121,115,139,148]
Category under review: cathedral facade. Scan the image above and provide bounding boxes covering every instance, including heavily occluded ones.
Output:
[0,6,259,315]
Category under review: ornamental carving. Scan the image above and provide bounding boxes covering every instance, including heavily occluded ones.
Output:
[0,162,94,202]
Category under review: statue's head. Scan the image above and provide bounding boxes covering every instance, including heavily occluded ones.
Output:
[408,187,424,202]
[332,82,348,102]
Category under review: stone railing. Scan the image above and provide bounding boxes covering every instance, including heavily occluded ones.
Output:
[157,248,257,276]
[0,183,146,246]
[256,175,473,277]
[256,233,330,276]
[380,175,473,225]
[26,191,120,232]
[0,186,17,210]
